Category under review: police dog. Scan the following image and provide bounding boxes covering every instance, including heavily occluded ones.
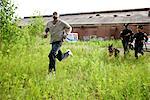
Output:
[108,44,120,57]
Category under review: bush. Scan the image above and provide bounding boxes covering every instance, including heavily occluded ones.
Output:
[28,16,45,37]
[0,0,20,53]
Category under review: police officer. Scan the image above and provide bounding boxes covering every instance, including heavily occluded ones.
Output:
[132,25,148,59]
[120,24,133,54]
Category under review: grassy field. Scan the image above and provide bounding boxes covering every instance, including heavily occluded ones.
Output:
[0,38,150,100]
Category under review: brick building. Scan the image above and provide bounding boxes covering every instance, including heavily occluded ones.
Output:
[19,8,150,40]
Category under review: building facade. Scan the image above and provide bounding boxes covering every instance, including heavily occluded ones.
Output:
[20,8,150,40]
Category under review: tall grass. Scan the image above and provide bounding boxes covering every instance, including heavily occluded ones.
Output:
[0,38,150,99]
[64,40,122,48]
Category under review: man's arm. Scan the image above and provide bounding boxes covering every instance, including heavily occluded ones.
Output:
[64,22,72,33]
[129,31,134,42]
[144,33,148,42]
[131,33,136,43]
[125,29,132,36]
[63,27,72,39]
[63,21,72,39]
[44,28,49,38]
[120,31,124,40]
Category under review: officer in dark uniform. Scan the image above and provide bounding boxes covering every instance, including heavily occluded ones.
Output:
[120,24,133,54]
[132,25,148,59]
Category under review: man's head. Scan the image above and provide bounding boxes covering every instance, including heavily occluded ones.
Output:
[52,12,59,20]
[137,25,143,32]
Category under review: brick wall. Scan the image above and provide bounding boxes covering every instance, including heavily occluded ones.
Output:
[72,23,150,40]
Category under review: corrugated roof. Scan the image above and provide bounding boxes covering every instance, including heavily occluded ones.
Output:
[18,8,150,26]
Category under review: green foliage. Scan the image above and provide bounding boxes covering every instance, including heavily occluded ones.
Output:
[17,16,45,47]
[0,0,19,50]
[0,1,149,99]
[28,16,45,36]
[0,39,150,99]
[0,0,45,53]
[66,40,122,48]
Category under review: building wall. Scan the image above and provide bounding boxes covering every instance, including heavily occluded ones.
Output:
[72,26,110,40]
[72,23,150,40]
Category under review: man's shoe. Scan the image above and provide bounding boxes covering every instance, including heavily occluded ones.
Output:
[141,52,144,55]
[67,49,73,56]
[46,72,52,80]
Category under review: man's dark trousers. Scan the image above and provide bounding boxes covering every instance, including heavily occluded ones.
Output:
[122,39,129,54]
[134,42,144,59]
[48,41,69,73]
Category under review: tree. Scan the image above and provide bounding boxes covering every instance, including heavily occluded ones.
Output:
[0,0,19,52]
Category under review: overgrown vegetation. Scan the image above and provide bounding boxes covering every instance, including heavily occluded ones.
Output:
[0,39,150,99]
[0,0,20,52]
[0,0,45,53]
[0,0,150,99]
